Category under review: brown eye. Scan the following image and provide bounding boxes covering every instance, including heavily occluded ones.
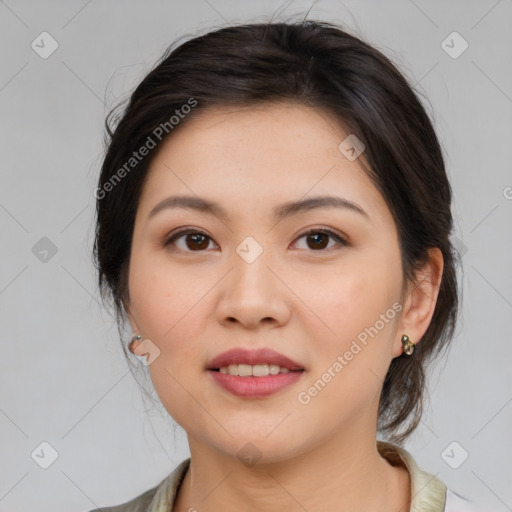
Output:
[295,228,347,251]
[164,230,216,252]
[306,232,329,250]
[184,233,210,250]
[164,227,347,254]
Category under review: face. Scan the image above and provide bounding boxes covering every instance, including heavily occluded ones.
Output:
[126,103,410,464]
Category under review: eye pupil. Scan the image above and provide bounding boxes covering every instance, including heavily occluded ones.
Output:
[308,233,328,250]
[187,233,209,250]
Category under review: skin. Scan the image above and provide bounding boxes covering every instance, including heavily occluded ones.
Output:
[125,102,443,512]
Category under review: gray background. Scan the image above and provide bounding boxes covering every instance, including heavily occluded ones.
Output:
[1,0,511,510]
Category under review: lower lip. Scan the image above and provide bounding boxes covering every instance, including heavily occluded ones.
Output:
[208,370,304,398]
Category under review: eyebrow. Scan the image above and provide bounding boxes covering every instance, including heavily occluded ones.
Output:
[147,194,370,222]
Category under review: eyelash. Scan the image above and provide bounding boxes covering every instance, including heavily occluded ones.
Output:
[162,227,348,254]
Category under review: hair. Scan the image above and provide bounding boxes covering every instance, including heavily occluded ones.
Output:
[93,20,460,444]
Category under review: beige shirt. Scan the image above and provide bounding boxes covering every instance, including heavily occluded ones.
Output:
[90,441,475,512]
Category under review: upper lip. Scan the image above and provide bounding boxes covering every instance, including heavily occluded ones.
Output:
[207,348,304,371]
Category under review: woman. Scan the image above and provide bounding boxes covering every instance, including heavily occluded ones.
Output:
[91,20,473,511]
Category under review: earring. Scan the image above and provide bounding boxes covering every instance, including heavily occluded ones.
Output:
[401,334,415,356]
[129,334,142,354]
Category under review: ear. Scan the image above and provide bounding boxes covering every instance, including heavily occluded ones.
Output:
[393,247,444,357]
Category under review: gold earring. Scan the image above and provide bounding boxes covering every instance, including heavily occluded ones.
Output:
[129,334,141,354]
[401,334,415,356]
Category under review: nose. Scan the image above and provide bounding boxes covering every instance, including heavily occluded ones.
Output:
[215,247,291,330]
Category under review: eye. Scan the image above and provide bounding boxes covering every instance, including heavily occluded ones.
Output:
[293,228,348,251]
[163,227,348,253]
[163,229,218,252]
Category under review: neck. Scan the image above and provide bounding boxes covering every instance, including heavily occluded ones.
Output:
[173,431,411,512]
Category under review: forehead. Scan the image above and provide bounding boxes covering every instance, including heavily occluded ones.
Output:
[137,102,389,224]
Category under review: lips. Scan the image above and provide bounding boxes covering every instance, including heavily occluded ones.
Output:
[207,347,304,372]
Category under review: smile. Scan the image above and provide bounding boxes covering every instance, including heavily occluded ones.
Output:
[217,363,293,376]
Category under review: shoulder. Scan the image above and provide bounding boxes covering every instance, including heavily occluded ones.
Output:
[86,485,158,512]
[86,458,190,512]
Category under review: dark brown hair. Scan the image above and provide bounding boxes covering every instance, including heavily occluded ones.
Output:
[93,20,460,443]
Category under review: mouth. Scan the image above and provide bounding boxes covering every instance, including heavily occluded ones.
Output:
[210,364,303,377]
[206,347,305,398]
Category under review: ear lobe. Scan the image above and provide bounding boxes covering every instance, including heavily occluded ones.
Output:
[393,247,444,356]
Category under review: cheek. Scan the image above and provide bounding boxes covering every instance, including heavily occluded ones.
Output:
[128,247,207,340]
[306,256,400,338]
[127,245,230,367]
[298,251,402,392]
[127,253,212,426]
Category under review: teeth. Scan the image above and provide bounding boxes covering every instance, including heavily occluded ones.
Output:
[218,364,293,376]
[269,364,280,375]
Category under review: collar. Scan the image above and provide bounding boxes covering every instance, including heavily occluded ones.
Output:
[376,441,447,511]
[147,441,447,511]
